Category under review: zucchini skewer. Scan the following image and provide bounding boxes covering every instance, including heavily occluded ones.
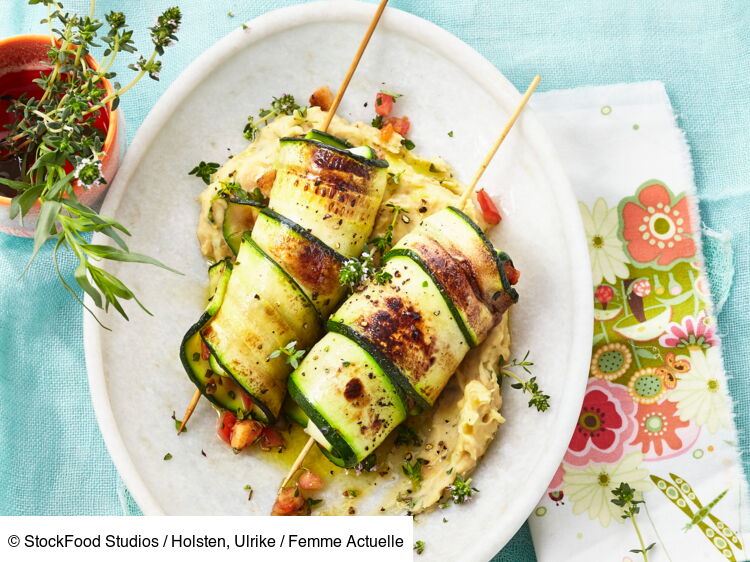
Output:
[279,74,541,487]
[177,0,391,433]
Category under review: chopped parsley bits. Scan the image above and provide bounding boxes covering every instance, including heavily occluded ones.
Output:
[414,540,425,555]
[402,458,428,485]
[163,453,173,461]
[401,138,416,150]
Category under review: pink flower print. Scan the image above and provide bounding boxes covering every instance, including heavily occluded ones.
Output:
[659,313,718,349]
[563,378,637,466]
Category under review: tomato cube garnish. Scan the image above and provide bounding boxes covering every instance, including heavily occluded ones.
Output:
[375,92,394,116]
[298,470,323,490]
[477,189,502,224]
[258,426,285,451]
[216,410,237,444]
[384,115,410,137]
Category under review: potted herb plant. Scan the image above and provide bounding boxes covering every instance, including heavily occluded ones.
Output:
[0,1,181,322]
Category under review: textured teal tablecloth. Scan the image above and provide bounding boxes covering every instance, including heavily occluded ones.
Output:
[1,2,748,561]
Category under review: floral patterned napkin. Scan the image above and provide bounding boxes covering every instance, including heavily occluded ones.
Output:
[527,82,749,561]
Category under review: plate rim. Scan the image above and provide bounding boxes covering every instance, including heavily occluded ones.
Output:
[84,1,593,558]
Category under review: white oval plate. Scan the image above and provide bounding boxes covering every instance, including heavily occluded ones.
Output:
[84,2,592,560]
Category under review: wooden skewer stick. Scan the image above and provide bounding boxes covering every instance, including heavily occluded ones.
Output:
[178,0,390,437]
[279,437,316,490]
[320,0,389,133]
[457,75,541,211]
[279,75,541,488]
[278,0,390,490]
[177,389,201,434]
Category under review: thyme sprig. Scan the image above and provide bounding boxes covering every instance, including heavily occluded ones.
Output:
[611,483,655,561]
[369,203,407,256]
[243,94,306,141]
[1,1,182,325]
[268,340,306,369]
[499,351,550,412]
[449,474,478,504]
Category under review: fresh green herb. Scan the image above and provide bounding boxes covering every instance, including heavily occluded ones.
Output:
[267,340,306,369]
[215,180,266,205]
[379,90,403,99]
[394,425,422,447]
[163,453,173,461]
[500,351,550,412]
[414,540,425,555]
[369,203,408,255]
[442,517,448,523]
[342,361,351,367]
[1,2,182,325]
[339,249,391,289]
[611,483,654,561]
[373,269,392,284]
[189,161,220,184]
[448,131,454,137]
[227,11,235,17]
[243,94,305,141]
[345,489,359,498]
[371,115,383,129]
[171,411,186,433]
[387,170,403,184]
[422,280,428,287]
[402,458,427,485]
[449,474,478,504]
[401,138,416,150]
[243,484,253,501]
[306,497,323,507]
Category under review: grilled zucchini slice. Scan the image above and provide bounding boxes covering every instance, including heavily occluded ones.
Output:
[288,331,407,467]
[201,234,322,421]
[179,260,259,418]
[270,138,388,258]
[252,208,347,317]
[329,254,470,409]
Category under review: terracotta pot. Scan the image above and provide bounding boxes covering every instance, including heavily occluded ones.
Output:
[0,34,124,237]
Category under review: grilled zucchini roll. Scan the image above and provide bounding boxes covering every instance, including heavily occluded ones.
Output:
[269,138,388,257]
[288,331,407,467]
[201,234,322,422]
[179,260,260,419]
[252,208,348,318]
[289,207,519,467]
[385,206,518,347]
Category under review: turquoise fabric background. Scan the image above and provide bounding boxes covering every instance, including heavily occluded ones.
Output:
[1,1,748,561]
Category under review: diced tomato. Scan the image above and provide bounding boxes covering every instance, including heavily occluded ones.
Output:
[477,189,502,224]
[217,410,237,444]
[298,470,323,490]
[384,115,410,137]
[258,426,285,451]
[272,486,308,516]
[503,261,521,285]
[239,390,254,412]
[200,339,210,360]
[379,122,395,142]
[375,92,394,116]
[229,419,264,450]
